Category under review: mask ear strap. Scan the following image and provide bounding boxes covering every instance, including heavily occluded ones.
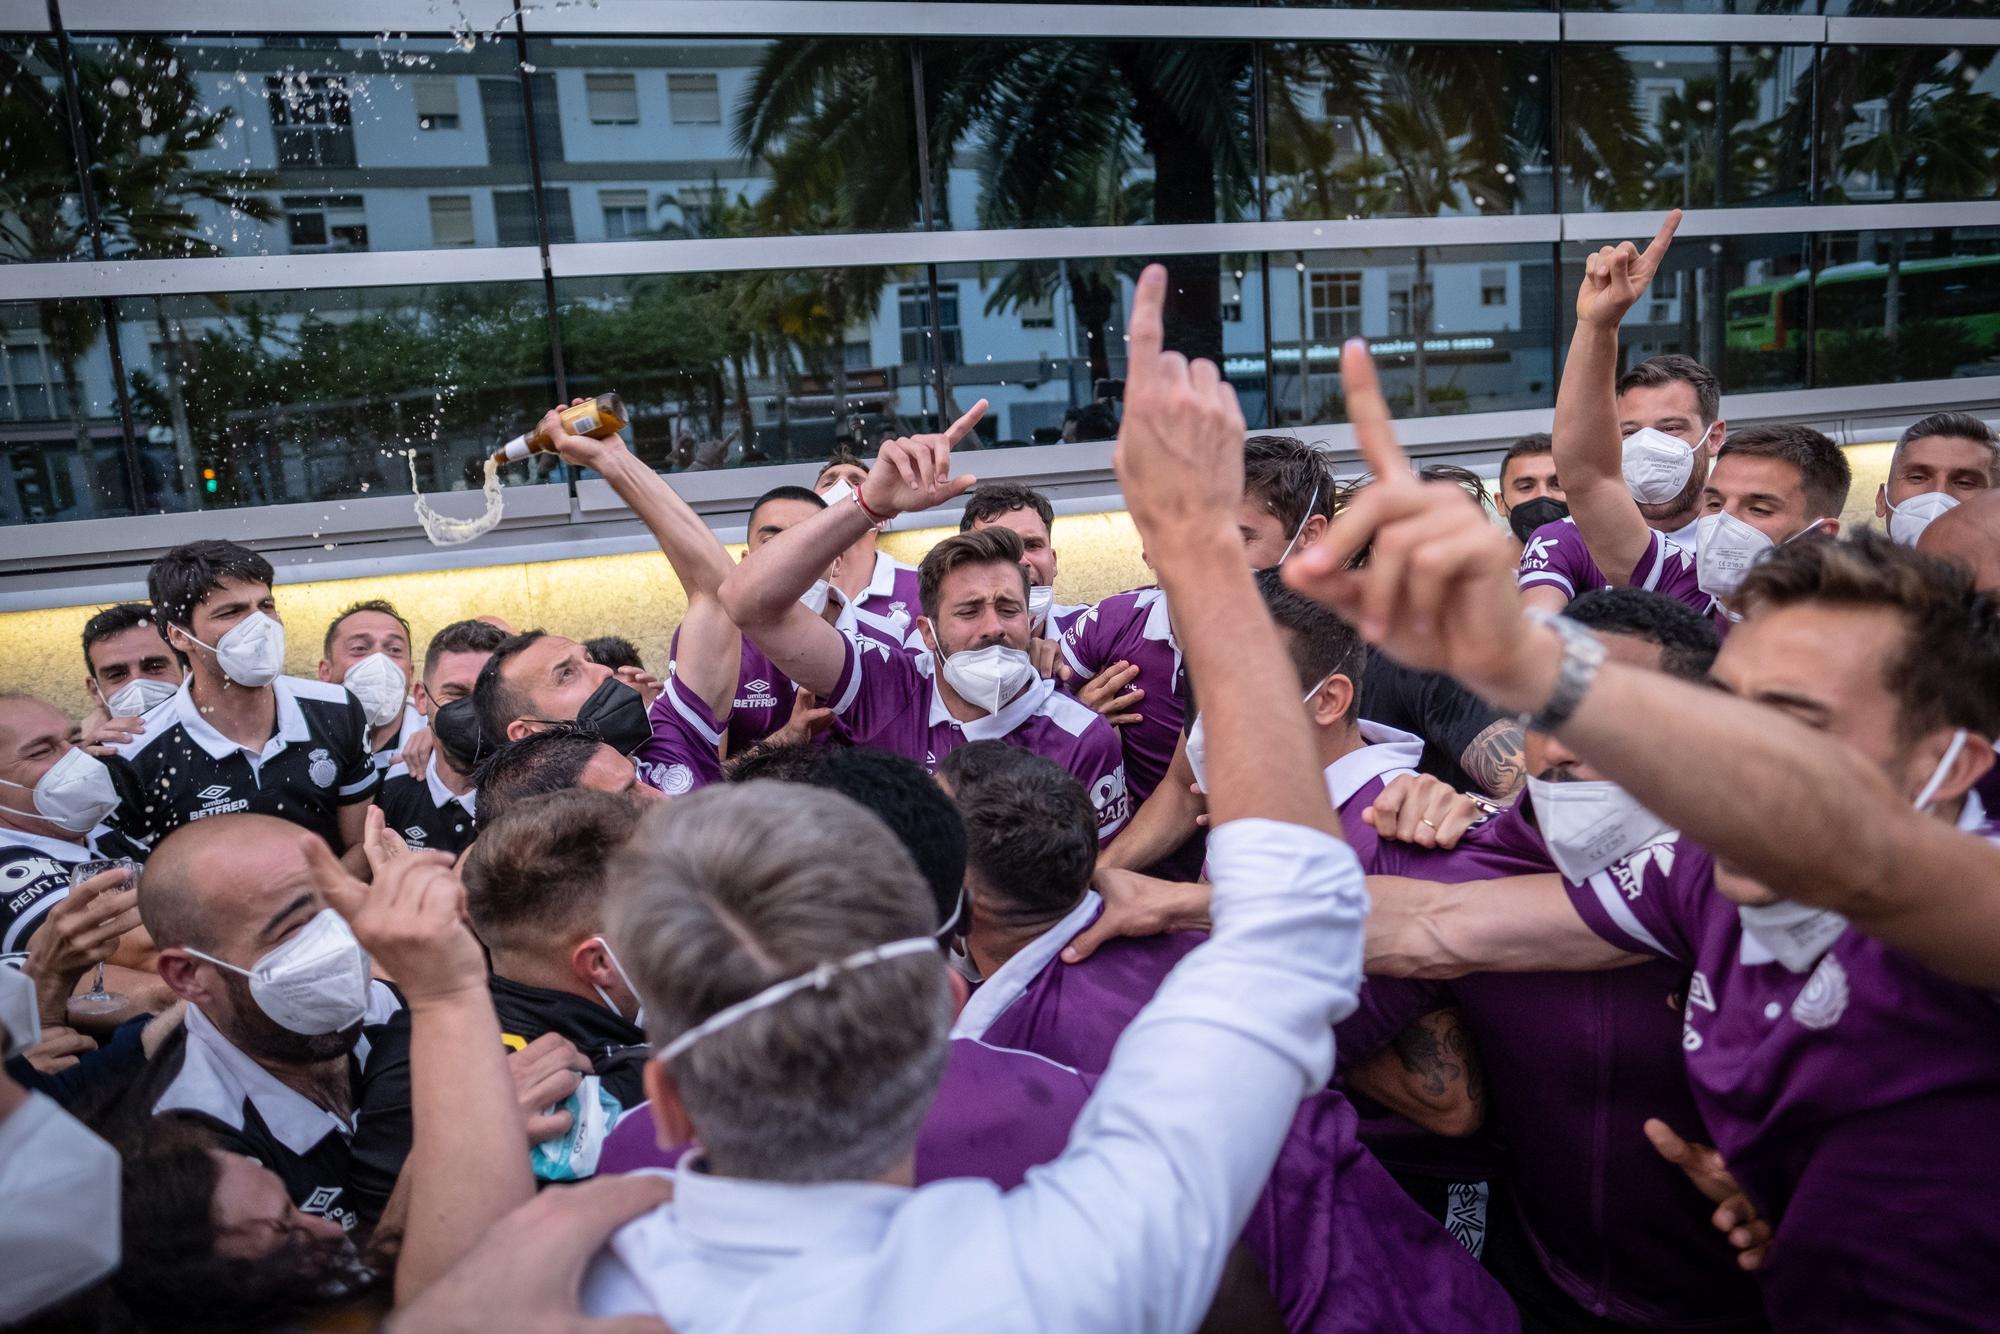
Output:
[1915,728,1970,813]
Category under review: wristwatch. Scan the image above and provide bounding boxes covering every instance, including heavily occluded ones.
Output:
[1517,608,1606,734]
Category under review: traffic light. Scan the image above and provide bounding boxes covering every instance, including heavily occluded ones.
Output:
[202,467,218,495]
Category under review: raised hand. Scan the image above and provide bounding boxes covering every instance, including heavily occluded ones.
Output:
[1077,660,1145,727]
[542,397,629,472]
[1577,210,1681,329]
[1113,265,1245,546]
[614,665,664,709]
[24,865,140,993]
[1644,1117,1773,1271]
[858,400,988,519]
[1282,341,1554,713]
[80,712,147,755]
[510,1031,595,1146]
[302,833,485,1010]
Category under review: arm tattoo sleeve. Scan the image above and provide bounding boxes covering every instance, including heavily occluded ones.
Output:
[1391,1008,1473,1103]
[1462,719,1527,799]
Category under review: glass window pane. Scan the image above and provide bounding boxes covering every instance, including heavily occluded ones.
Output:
[0,39,91,265]
[1266,44,1555,219]
[920,39,1255,232]
[429,194,475,247]
[67,35,535,256]
[1814,227,2000,388]
[0,301,136,520]
[114,282,557,514]
[525,38,921,241]
[586,72,640,125]
[1275,243,1557,422]
[1562,45,1814,212]
[1820,47,2000,206]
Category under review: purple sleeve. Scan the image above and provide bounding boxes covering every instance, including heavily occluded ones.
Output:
[1517,519,1598,603]
[1627,530,1712,616]
[1073,721,1132,845]
[634,677,725,795]
[1058,602,1107,681]
[826,629,924,743]
[1558,837,1707,965]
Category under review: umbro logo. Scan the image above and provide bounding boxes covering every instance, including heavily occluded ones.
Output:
[403,826,429,843]
[744,679,771,694]
[196,784,232,801]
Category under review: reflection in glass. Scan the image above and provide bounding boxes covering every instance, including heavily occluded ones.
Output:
[1813,228,2000,387]
[1266,44,1555,219]
[0,39,90,264]
[1275,244,1556,423]
[0,302,134,522]
[116,283,556,512]
[1820,45,1999,206]
[68,34,533,257]
[1562,45,1812,211]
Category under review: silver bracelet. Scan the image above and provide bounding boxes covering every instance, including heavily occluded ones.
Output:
[1517,609,1606,735]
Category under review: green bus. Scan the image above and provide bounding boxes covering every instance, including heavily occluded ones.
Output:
[1726,252,2000,356]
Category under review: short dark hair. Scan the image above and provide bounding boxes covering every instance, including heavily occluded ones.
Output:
[1500,433,1553,491]
[938,742,1096,926]
[462,788,645,949]
[81,602,160,675]
[472,629,548,744]
[1566,587,1719,682]
[1894,411,1999,482]
[918,527,1029,622]
[725,740,832,784]
[960,481,1054,534]
[749,485,828,533]
[1243,435,1337,539]
[816,449,864,482]
[423,618,508,678]
[802,746,966,933]
[1737,529,2000,746]
[322,599,410,659]
[1253,566,1365,720]
[471,720,602,827]
[1617,354,1721,425]
[584,635,644,672]
[147,540,274,635]
[1717,422,1852,520]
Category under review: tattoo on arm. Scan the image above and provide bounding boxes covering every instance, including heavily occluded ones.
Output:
[1392,1009,1484,1116]
[1462,719,1527,799]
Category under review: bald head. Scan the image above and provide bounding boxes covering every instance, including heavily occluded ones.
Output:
[1917,488,2000,594]
[140,813,318,957]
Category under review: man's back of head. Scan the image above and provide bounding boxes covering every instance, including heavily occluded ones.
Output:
[937,742,1096,929]
[462,788,645,955]
[1565,587,1720,682]
[799,746,966,935]
[607,783,950,1183]
[1918,486,2000,595]
[474,724,639,826]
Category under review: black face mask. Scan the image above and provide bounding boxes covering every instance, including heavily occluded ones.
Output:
[432,696,486,772]
[1509,495,1571,545]
[571,676,654,756]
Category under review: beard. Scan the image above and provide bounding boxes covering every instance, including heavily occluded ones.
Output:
[214,969,364,1066]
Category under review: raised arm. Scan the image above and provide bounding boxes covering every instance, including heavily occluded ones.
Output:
[717,402,988,698]
[1097,736,1204,872]
[1365,874,1640,978]
[1004,268,1358,1334]
[1554,211,1681,587]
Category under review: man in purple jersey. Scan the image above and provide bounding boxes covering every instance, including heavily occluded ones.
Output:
[813,450,924,641]
[1535,215,1850,634]
[958,481,1092,640]
[719,404,1132,842]
[939,741,1517,1334]
[1279,366,2000,1330]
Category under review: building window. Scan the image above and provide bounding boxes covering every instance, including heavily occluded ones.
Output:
[900,283,962,365]
[481,74,563,166]
[585,73,640,126]
[600,189,649,239]
[1480,267,1508,307]
[494,188,575,247]
[282,194,368,253]
[265,75,355,168]
[668,73,722,125]
[1,342,58,420]
[1387,271,1431,336]
[1309,270,1362,341]
[1018,294,1055,329]
[429,195,475,247]
[413,77,459,130]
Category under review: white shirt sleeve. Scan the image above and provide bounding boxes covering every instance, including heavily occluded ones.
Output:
[996,818,1367,1333]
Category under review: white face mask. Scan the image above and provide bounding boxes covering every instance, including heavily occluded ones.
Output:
[1027,583,1055,629]
[188,908,372,1036]
[1621,427,1698,506]
[1694,513,1826,600]
[799,579,834,617]
[819,479,857,509]
[1189,675,1330,796]
[105,675,181,719]
[0,1091,122,1323]
[341,652,408,729]
[184,611,286,688]
[1528,776,1676,883]
[1886,490,1959,547]
[0,747,121,835]
[589,935,646,1028]
[939,642,1038,716]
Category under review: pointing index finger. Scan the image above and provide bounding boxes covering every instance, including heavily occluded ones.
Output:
[1640,209,1682,270]
[942,399,990,447]
[1124,264,1167,390]
[1339,339,1414,486]
[301,832,368,921]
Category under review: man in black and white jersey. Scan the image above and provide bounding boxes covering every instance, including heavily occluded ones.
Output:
[0,695,127,956]
[101,541,377,871]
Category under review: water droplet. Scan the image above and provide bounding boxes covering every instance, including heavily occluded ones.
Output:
[109,76,131,97]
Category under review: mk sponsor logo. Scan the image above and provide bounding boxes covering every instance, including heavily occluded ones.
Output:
[1522,536,1557,567]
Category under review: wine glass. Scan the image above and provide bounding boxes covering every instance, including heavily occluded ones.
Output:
[67,857,137,1017]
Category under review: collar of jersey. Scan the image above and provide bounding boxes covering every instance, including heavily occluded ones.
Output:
[922,656,1058,741]
[1323,720,1428,810]
[424,752,475,816]
[949,889,1102,1041]
[173,676,313,762]
[0,826,92,862]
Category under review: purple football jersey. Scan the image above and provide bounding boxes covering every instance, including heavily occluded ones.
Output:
[846,550,923,642]
[1562,813,2000,1331]
[1627,529,1731,633]
[1385,806,1765,1331]
[1517,518,1608,607]
[633,676,726,796]
[1057,587,1185,806]
[955,893,1520,1333]
[827,632,1131,843]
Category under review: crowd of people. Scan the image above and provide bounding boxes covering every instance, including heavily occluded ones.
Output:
[3,209,1998,1333]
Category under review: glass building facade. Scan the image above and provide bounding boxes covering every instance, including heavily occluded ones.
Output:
[0,3,1994,535]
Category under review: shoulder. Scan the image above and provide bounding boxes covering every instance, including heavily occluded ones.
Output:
[1040,688,1112,743]
[112,709,189,762]
[280,675,356,707]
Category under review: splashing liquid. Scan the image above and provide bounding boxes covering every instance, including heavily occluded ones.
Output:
[411,452,504,545]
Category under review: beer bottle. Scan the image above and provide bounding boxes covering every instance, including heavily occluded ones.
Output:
[493,393,627,464]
